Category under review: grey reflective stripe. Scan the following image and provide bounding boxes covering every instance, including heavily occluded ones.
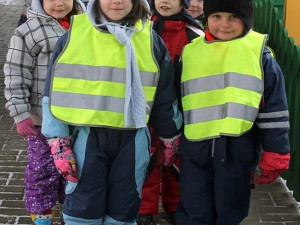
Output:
[51,91,152,114]
[182,72,263,96]
[257,110,289,119]
[256,121,290,129]
[55,63,157,87]
[184,102,258,125]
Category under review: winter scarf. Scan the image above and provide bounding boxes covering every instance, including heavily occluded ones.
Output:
[58,16,70,29]
[205,29,216,41]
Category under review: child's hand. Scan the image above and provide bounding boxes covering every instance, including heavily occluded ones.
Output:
[16,118,37,137]
[161,135,180,167]
[256,151,290,185]
[256,170,281,184]
[49,137,78,183]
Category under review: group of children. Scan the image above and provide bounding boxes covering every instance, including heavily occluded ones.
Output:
[4,0,290,224]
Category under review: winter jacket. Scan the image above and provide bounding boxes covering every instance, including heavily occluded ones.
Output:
[4,0,85,126]
[151,13,204,64]
[257,47,290,153]
[151,11,204,110]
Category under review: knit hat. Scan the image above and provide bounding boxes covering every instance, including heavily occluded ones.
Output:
[150,0,190,10]
[204,0,254,30]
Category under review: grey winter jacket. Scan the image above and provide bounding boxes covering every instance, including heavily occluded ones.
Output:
[4,0,85,126]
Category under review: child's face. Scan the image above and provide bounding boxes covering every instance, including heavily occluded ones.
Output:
[43,0,73,19]
[154,0,182,17]
[207,12,245,41]
[99,0,133,23]
[187,0,203,19]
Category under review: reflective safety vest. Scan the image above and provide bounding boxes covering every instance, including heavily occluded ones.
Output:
[181,30,267,141]
[50,14,159,128]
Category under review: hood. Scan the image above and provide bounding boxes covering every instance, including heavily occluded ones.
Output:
[87,0,98,26]
[30,0,46,15]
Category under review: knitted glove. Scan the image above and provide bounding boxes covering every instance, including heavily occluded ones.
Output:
[49,137,78,183]
[160,134,180,167]
[16,118,37,137]
[256,151,290,185]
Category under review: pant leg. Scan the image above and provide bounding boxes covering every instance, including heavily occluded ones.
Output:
[176,133,257,225]
[62,127,108,220]
[161,156,179,213]
[106,127,150,222]
[139,126,164,215]
[63,127,150,224]
[214,135,256,225]
[139,150,161,215]
[57,175,66,205]
[25,126,62,214]
[175,136,216,225]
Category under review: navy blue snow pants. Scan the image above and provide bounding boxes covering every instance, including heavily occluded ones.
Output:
[62,127,150,225]
[175,131,259,225]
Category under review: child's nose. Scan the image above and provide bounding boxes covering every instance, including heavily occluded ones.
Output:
[220,18,230,27]
[190,0,197,7]
[113,0,122,4]
[55,0,64,6]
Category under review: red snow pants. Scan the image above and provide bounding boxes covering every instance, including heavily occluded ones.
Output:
[139,126,179,214]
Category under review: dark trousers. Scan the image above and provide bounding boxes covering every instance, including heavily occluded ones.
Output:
[175,132,258,225]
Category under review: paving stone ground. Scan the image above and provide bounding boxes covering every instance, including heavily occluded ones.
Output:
[0,2,300,225]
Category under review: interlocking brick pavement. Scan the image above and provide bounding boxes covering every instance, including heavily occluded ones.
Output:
[0,2,299,225]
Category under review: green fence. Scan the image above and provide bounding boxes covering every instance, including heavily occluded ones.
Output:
[253,0,300,201]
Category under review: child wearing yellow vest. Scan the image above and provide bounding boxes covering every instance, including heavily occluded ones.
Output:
[41,0,183,224]
[176,0,290,224]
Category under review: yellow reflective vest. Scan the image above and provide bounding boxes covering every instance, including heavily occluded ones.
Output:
[50,14,159,128]
[181,30,267,141]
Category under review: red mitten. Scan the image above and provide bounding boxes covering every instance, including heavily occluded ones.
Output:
[256,170,281,184]
[16,118,36,137]
[49,137,78,183]
[256,151,290,185]
[160,135,180,167]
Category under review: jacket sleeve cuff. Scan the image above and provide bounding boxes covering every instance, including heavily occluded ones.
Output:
[14,112,32,124]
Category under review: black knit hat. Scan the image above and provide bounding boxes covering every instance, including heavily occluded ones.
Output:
[150,0,190,10]
[204,0,254,30]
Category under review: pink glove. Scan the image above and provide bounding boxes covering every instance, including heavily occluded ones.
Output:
[49,137,78,183]
[161,135,180,167]
[16,118,37,137]
[256,151,290,185]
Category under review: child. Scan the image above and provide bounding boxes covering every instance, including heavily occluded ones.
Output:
[187,0,204,29]
[175,0,291,224]
[3,0,85,224]
[137,0,203,224]
[41,0,183,223]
